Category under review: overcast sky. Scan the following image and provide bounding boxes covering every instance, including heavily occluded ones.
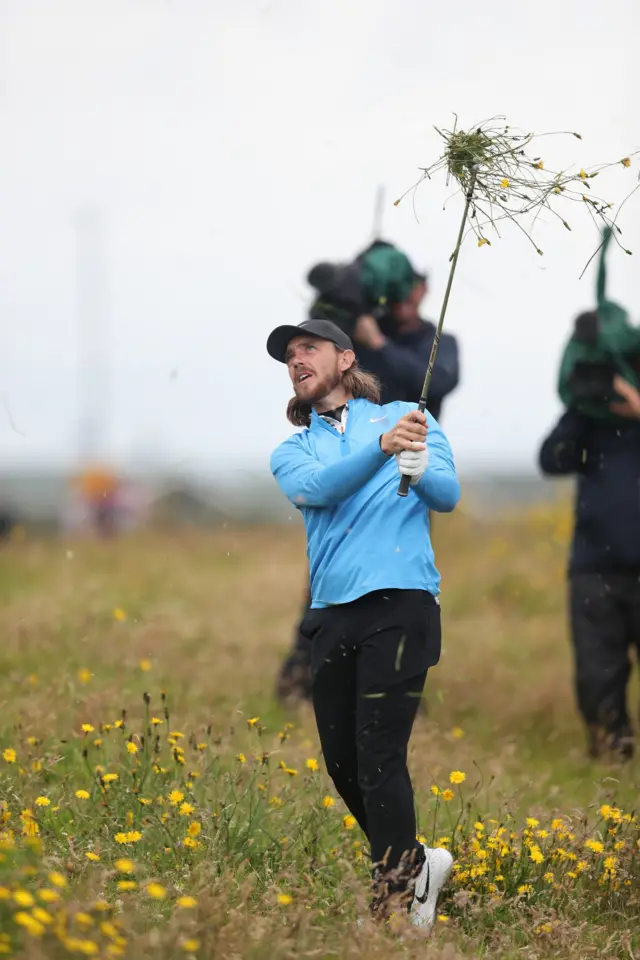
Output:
[1,0,639,480]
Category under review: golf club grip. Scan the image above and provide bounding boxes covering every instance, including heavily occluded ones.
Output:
[397,398,427,498]
[397,473,411,498]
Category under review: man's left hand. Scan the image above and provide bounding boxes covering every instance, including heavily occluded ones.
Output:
[610,375,640,419]
[353,314,387,350]
[396,447,429,486]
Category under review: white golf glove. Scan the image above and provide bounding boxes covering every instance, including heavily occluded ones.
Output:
[396,447,429,486]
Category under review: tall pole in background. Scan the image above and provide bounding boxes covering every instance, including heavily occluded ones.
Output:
[74,205,110,467]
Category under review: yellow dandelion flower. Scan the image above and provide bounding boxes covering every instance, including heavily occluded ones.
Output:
[247,717,260,727]
[526,817,540,828]
[86,852,100,862]
[500,178,510,188]
[181,940,200,953]
[270,796,283,808]
[179,803,195,817]
[102,773,118,784]
[604,855,617,870]
[126,742,138,755]
[151,717,163,726]
[168,790,184,806]
[277,893,293,906]
[77,668,92,684]
[0,888,9,899]
[585,839,604,854]
[449,771,466,785]
[13,889,35,907]
[236,753,246,765]
[31,759,42,773]
[139,659,152,672]
[138,797,152,806]
[579,168,587,179]
[441,789,454,802]
[343,815,357,830]
[35,796,51,807]
[437,914,449,923]
[114,859,135,873]
[117,881,137,892]
[477,237,489,247]
[183,836,198,849]
[113,607,127,621]
[170,732,185,740]
[32,907,53,926]
[2,749,16,764]
[430,785,440,796]
[544,871,554,883]
[529,845,544,864]
[76,790,90,800]
[14,912,45,937]
[551,818,564,830]
[75,913,93,927]
[146,883,167,900]
[38,888,60,903]
[518,884,533,895]
[49,871,67,888]
[621,157,631,167]
[82,724,95,734]
[93,739,103,748]
[305,758,319,772]
[187,822,201,838]
[451,727,465,739]
[177,895,198,908]
[322,796,335,808]
[196,743,207,751]
[534,160,544,170]
[283,767,298,776]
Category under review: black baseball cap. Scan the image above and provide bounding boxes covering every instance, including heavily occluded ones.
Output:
[266,318,354,363]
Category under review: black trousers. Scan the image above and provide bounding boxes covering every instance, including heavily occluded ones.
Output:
[570,570,640,757]
[307,589,441,885]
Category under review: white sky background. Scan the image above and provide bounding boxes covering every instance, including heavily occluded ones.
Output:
[1,0,639,481]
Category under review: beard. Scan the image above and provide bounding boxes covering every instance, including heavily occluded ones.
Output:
[293,367,342,407]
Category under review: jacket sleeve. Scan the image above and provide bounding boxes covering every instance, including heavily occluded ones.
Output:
[538,410,589,476]
[412,414,461,512]
[376,331,460,401]
[271,436,390,509]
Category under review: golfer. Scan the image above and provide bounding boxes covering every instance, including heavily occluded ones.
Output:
[267,317,460,926]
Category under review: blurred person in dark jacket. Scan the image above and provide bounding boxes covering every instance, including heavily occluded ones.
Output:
[276,266,461,706]
[538,230,640,760]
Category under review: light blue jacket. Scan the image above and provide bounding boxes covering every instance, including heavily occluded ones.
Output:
[270,398,460,609]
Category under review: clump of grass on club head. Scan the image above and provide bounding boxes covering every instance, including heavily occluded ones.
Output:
[395,114,639,260]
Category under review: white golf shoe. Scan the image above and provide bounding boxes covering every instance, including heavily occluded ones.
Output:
[409,844,453,929]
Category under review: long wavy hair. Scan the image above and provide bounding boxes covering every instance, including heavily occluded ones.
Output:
[286,361,381,427]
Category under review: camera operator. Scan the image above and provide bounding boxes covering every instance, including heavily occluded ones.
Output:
[539,322,640,761]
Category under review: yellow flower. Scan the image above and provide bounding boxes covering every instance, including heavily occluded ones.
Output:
[177,895,198,909]
[585,839,604,854]
[533,160,544,170]
[621,157,631,167]
[181,940,200,953]
[183,837,198,850]
[449,771,466,785]
[441,789,454,802]
[430,785,440,796]
[139,659,152,672]
[114,859,135,873]
[169,790,184,806]
[146,882,167,900]
[151,717,163,726]
[544,871,554,883]
[269,796,283,808]
[277,893,293,906]
[113,607,127,621]
[451,727,465,739]
[13,889,35,907]
[526,817,540,828]
[518,884,533,895]
[93,739,103,748]
[75,913,93,927]
[102,774,119,784]
[86,852,101,862]
[35,796,51,807]
[529,845,544,864]
[82,724,95,734]
[305,758,319,772]
[322,796,335,808]
[32,907,53,925]
[604,856,617,871]
[32,759,42,773]
[14,911,45,937]
[76,790,90,800]
[49,871,67,888]
[2,749,16,764]
[127,742,138,755]
[247,717,260,727]
[437,914,449,923]
[117,881,137,892]
[551,818,564,830]
[283,767,298,777]
[579,168,587,179]
[477,237,489,247]
[187,822,201,838]
[77,668,92,684]
[236,754,246,765]
[179,803,195,817]
[500,178,510,188]
[343,815,357,830]
[38,888,60,903]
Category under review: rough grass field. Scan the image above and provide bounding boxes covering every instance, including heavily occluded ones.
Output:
[1,500,638,960]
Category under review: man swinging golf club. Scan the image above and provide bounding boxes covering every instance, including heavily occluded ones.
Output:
[267,317,460,926]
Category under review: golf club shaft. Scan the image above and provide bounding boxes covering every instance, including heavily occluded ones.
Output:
[397,174,477,497]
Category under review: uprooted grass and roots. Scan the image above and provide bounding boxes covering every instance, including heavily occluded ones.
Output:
[0,500,639,958]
